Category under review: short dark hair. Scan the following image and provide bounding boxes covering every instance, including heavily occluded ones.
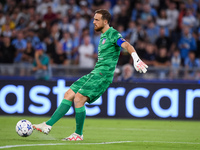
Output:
[95,9,111,24]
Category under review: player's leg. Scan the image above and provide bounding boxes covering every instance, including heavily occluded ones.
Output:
[45,88,75,126]
[33,89,75,134]
[33,74,91,134]
[62,92,88,141]
[74,92,88,135]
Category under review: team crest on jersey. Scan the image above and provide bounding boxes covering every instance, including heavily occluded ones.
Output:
[102,38,106,44]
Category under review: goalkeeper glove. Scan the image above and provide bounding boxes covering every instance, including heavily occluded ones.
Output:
[131,52,148,73]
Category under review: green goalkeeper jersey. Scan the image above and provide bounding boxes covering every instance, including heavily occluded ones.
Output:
[91,27,122,82]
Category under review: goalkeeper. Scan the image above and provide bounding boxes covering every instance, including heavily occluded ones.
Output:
[33,9,148,141]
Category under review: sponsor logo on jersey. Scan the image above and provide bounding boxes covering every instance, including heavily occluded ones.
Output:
[102,38,106,44]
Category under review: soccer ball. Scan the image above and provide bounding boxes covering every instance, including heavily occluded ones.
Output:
[16,119,33,137]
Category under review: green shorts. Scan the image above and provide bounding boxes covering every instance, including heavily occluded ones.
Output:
[70,73,111,104]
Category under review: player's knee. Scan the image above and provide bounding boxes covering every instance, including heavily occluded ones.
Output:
[64,89,75,101]
[74,93,88,107]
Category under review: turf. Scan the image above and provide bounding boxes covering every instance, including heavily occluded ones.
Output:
[0,116,200,150]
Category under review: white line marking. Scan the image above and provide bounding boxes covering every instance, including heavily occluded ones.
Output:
[0,141,200,149]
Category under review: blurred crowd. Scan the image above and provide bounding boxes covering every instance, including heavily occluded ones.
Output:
[0,0,200,81]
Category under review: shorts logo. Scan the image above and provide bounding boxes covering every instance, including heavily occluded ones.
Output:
[102,38,106,44]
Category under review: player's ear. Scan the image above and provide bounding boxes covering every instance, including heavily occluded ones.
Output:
[104,19,108,25]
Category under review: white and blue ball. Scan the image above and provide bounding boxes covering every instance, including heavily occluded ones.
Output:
[16,119,33,137]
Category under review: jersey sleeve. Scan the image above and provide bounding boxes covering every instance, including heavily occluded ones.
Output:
[116,38,126,47]
[110,31,123,45]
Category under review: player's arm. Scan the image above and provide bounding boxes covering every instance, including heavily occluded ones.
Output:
[119,39,148,73]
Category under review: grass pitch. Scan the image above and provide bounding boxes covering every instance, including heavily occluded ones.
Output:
[0,116,200,150]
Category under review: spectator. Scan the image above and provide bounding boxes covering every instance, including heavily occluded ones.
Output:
[117,5,130,30]
[148,0,160,9]
[103,1,113,16]
[2,23,12,37]
[125,21,137,45]
[68,0,80,15]
[184,50,200,79]
[154,47,170,67]
[117,24,126,38]
[142,42,156,66]
[49,23,62,41]
[12,31,27,63]
[15,7,29,28]
[178,26,197,61]
[155,27,172,53]
[36,0,53,17]
[10,8,20,26]
[113,67,121,82]
[154,46,170,79]
[45,36,56,59]
[197,9,200,29]
[43,6,57,30]
[131,1,143,21]
[120,63,134,82]
[19,41,36,76]
[36,20,49,41]
[79,1,92,16]
[145,19,160,44]
[78,36,97,68]
[15,16,27,31]
[21,41,35,63]
[182,8,197,28]
[112,0,122,15]
[134,40,146,59]
[169,49,181,79]
[51,41,69,65]
[27,14,40,31]
[72,12,87,31]
[69,31,79,65]
[135,23,146,41]
[166,1,179,31]
[92,31,101,55]
[25,29,40,49]
[1,14,15,32]
[0,11,6,28]
[3,0,16,14]
[32,44,51,80]
[197,27,200,57]
[156,9,171,28]
[0,36,16,63]
[140,3,157,25]
[60,32,74,61]
[59,16,75,34]
[56,0,70,17]
[79,27,90,45]
[177,1,187,30]
[92,0,105,11]
[185,0,198,13]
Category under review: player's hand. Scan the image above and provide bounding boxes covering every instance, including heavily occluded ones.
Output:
[131,52,148,73]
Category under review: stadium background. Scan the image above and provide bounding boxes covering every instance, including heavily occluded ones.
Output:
[0,0,200,119]
[0,1,200,149]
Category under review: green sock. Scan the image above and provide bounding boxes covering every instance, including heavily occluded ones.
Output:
[75,106,86,135]
[46,99,72,126]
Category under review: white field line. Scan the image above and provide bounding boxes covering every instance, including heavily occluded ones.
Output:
[0,141,200,149]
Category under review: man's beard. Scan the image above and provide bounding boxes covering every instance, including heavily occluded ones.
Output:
[94,26,104,32]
